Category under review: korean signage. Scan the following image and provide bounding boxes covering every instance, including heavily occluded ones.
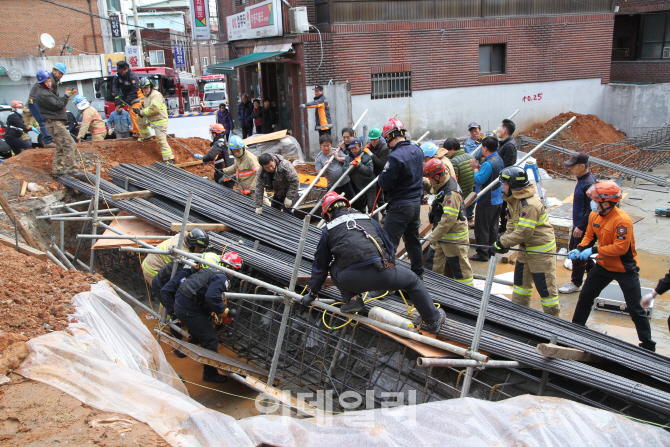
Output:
[225,0,282,41]
[174,45,186,68]
[189,0,211,41]
[110,15,122,38]
[100,53,126,76]
[124,46,142,68]
[227,12,247,41]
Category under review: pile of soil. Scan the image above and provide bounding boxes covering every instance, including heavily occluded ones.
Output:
[523,112,627,146]
[0,248,104,338]
[293,162,317,175]
[0,137,214,202]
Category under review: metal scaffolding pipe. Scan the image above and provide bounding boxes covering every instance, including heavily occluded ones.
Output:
[50,199,92,209]
[77,234,172,240]
[294,155,333,209]
[309,164,355,215]
[37,208,119,219]
[119,247,172,255]
[472,109,520,159]
[46,251,67,270]
[417,358,522,369]
[223,292,335,304]
[317,175,379,228]
[49,216,138,221]
[65,251,92,272]
[50,244,76,270]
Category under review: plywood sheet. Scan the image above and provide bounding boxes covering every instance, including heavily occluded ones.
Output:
[92,211,168,249]
[243,130,288,145]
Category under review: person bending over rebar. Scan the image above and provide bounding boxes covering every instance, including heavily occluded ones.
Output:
[141,228,209,284]
[157,261,193,359]
[303,192,446,334]
[173,251,243,383]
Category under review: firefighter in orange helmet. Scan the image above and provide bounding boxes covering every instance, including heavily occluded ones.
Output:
[569,181,656,351]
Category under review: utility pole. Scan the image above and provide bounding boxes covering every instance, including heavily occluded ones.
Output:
[131,0,143,59]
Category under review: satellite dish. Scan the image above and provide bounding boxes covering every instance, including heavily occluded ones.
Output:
[40,33,55,49]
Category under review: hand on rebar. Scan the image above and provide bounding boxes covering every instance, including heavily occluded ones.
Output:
[576,247,593,261]
[255,207,263,215]
[194,154,203,160]
[284,198,292,208]
[567,249,581,260]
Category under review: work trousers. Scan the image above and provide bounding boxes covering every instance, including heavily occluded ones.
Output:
[331,263,440,325]
[128,103,141,135]
[47,119,77,175]
[465,203,475,219]
[137,120,174,161]
[568,231,594,287]
[572,264,655,350]
[318,129,331,138]
[427,240,473,286]
[28,102,52,144]
[174,304,221,376]
[512,252,560,317]
[242,126,253,139]
[90,132,106,142]
[384,201,424,277]
[473,203,501,259]
[5,136,31,156]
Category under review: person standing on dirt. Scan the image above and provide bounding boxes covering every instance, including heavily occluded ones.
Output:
[134,77,174,164]
[216,103,233,142]
[559,152,596,295]
[237,94,254,139]
[173,251,243,384]
[107,101,132,139]
[112,60,141,137]
[195,124,234,189]
[3,101,34,157]
[34,69,81,177]
[73,95,106,142]
[300,85,332,138]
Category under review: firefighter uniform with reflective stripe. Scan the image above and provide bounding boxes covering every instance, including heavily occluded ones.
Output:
[221,149,269,204]
[141,234,191,283]
[137,88,174,161]
[501,184,560,316]
[78,105,106,141]
[426,176,473,285]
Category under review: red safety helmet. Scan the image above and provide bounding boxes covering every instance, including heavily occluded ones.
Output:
[423,158,445,178]
[221,251,243,270]
[10,100,23,109]
[587,181,622,203]
[321,191,350,217]
[381,118,406,140]
[209,123,225,134]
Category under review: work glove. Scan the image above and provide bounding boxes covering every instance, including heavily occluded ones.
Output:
[577,247,593,261]
[492,238,509,254]
[641,291,657,309]
[107,128,113,135]
[350,156,361,167]
[194,154,203,160]
[137,109,144,117]
[115,95,121,101]
[567,249,581,261]
[284,198,292,208]
[363,146,372,156]
[301,291,318,306]
[299,104,306,109]
[65,88,77,96]
[210,311,230,325]
[255,207,263,215]
[31,127,40,135]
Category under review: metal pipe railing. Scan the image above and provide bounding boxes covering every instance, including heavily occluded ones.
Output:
[294,155,334,209]
[417,358,522,369]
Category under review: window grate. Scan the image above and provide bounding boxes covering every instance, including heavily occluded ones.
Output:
[371,72,412,100]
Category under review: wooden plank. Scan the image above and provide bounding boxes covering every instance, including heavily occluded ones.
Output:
[20,181,28,197]
[396,221,431,257]
[243,129,287,146]
[0,235,48,262]
[174,160,204,168]
[366,325,490,358]
[111,190,156,200]
[536,343,605,362]
[0,191,39,249]
[501,245,519,264]
[170,223,233,232]
[296,275,334,287]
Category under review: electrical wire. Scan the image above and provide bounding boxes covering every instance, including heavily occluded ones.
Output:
[309,25,323,71]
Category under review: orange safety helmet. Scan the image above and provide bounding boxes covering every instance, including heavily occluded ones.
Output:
[587,181,622,203]
[209,123,225,134]
[10,100,23,109]
[321,191,350,219]
[423,158,445,178]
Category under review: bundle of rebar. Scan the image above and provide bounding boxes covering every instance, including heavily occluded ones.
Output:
[57,167,670,416]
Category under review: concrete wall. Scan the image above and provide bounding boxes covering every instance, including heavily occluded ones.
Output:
[351,78,607,141]
[603,82,670,137]
[306,82,352,159]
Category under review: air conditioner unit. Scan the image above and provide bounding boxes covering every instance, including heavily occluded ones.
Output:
[289,7,310,34]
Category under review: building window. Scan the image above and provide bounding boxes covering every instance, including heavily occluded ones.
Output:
[150,50,165,65]
[641,13,670,59]
[212,56,216,65]
[479,44,506,75]
[112,37,125,52]
[203,57,208,67]
[106,0,120,12]
[146,23,155,28]
[371,72,411,100]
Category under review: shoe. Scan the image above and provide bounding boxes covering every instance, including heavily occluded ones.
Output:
[639,343,656,352]
[469,253,489,262]
[467,217,475,229]
[164,159,174,165]
[202,371,228,384]
[425,308,446,334]
[172,349,187,358]
[67,170,85,177]
[51,172,64,178]
[132,133,140,138]
[558,282,582,294]
[340,295,366,314]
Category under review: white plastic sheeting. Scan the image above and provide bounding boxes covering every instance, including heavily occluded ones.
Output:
[16,282,254,447]
[241,395,670,447]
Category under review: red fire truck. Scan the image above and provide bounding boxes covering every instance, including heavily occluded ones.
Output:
[94,67,201,118]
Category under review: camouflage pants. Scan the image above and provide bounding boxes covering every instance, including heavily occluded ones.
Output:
[47,119,77,175]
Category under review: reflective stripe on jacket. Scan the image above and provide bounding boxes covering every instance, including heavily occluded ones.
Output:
[500,184,555,254]
[78,106,106,139]
[141,234,191,281]
[141,89,168,126]
[222,151,261,195]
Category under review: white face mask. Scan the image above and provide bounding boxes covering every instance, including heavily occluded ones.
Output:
[16,109,23,115]
[590,200,600,213]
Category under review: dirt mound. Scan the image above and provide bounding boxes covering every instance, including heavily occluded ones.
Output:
[0,248,104,339]
[294,162,317,175]
[523,112,626,146]
[0,137,214,201]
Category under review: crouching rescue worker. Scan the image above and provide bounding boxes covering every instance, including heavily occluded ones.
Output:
[73,95,106,142]
[423,159,473,286]
[3,101,33,157]
[220,136,267,203]
[141,228,209,284]
[173,251,244,383]
[135,77,174,164]
[569,181,656,351]
[304,192,446,334]
[255,153,300,215]
[493,166,560,316]
[195,124,234,188]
